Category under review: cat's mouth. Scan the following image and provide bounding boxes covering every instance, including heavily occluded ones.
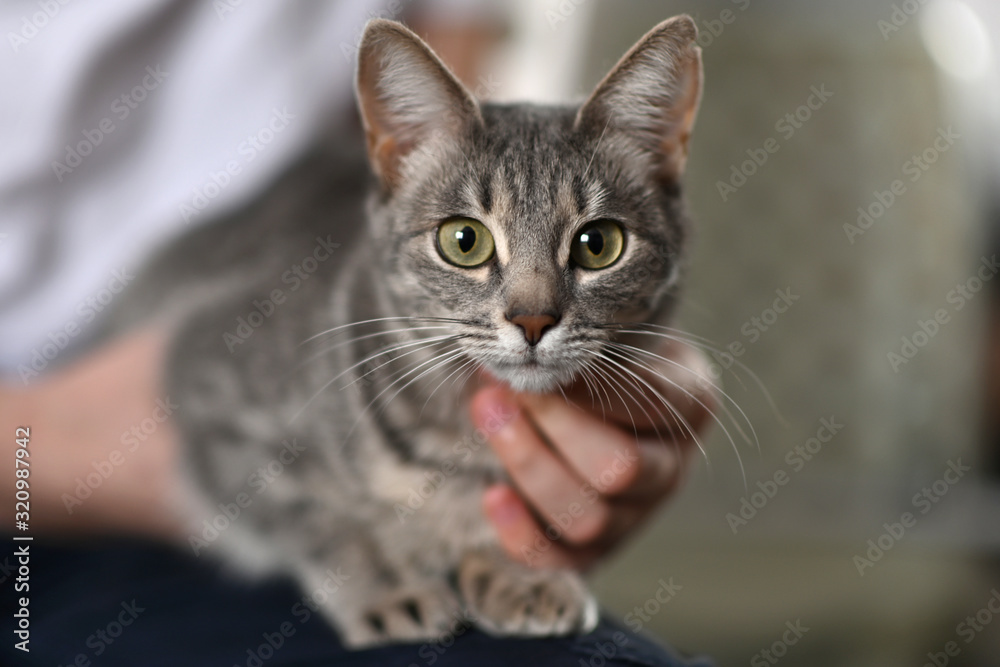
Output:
[484,357,577,393]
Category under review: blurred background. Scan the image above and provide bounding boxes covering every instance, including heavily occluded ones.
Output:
[3,0,999,665]
[569,1,1000,666]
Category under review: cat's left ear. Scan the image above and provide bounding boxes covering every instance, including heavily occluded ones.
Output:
[576,15,703,184]
[356,19,482,191]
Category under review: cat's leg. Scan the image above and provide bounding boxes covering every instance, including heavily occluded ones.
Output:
[363,460,598,639]
[297,539,464,648]
[457,549,599,637]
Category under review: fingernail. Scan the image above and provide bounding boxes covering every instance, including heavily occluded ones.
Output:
[484,485,522,526]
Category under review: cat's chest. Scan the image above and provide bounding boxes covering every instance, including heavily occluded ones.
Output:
[367,424,505,506]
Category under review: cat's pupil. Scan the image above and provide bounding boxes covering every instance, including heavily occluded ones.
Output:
[583,231,604,256]
[456,226,476,253]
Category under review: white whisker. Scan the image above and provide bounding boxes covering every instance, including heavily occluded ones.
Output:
[590,355,668,445]
[419,355,478,418]
[345,347,470,439]
[595,350,719,480]
[298,315,473,346]
[342,334,465,390]
[287,325,456,377]
[614,327,787,427]
[290,335,462,423]
[607,341,759,453]
[600,347,745,487]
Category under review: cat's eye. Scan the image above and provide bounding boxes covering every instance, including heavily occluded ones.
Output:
[571,220,624,270]
[436,218,495,268]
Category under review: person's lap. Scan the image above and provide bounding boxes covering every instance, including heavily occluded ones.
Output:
[0,538,712,666]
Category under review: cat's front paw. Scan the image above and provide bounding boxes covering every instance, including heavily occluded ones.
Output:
[338,583,464,648]
[458,551,599,637]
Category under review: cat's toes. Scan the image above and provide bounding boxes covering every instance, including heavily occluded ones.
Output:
[458,551,599,637]
[338,585,464,648]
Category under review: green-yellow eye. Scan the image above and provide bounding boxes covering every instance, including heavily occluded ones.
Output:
[571,220,624,269]
[436,218,495,268]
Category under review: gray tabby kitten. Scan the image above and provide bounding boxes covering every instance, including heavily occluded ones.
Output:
[163,16,703,647]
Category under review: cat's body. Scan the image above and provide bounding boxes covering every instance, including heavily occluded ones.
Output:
[123,17,704,647]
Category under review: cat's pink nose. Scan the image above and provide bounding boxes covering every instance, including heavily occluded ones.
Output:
[508,313,558,346]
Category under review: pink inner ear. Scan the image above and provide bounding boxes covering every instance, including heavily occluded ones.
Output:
[358,81,418,190]
[356,21,482,193]
[370,134,399,187]
[658,134,689,183]
[368,121,431,190]
[657,60,702,182]
[574,18,703,185]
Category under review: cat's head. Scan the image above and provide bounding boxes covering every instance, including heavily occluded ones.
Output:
[356,17,702,393]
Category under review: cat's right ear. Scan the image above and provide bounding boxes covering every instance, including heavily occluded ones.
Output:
[356,20,482,191]
[576,15,703,185]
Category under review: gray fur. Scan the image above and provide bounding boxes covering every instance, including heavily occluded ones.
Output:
[147,16,703,647]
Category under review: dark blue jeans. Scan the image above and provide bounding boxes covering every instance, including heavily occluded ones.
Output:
[0,539,713,666]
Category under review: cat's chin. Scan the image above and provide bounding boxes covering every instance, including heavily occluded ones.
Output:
[487,363,575,394]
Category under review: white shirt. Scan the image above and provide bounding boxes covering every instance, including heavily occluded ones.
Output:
[0,0,408,381]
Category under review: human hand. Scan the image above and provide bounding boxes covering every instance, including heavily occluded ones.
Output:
[471,341,715,571]
[0,327,181,538]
